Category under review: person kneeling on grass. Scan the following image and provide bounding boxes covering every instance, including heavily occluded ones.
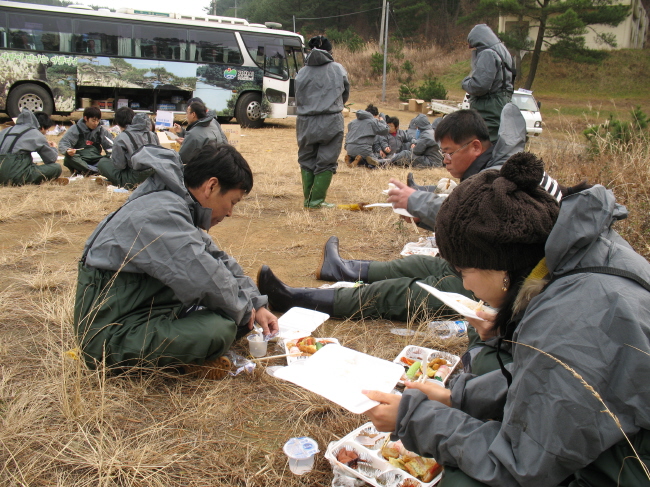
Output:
[344,104,388,167]
[74,141,278,378]
[58,106,114,176]
[98,108,159,189]
[363,153,650,486]
[0,108,62,185]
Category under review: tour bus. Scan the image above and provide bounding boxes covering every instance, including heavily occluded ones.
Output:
[0,0,305,127]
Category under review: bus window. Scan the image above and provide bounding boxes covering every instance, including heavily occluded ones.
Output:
[7,13,72,52]
[240,34,288,79]
[73,20,131,56]
[134,24,186,60]
[188,29,241,65]
[284,46,304,78]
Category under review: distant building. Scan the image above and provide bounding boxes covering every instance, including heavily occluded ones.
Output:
[499,0,648,50]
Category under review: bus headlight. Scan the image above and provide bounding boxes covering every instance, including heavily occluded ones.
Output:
[534,121,542,128]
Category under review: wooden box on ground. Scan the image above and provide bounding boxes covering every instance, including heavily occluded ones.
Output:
[222,124,241,149]
[398,103,408,111]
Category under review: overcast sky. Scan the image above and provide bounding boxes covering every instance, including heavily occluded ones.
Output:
[78,0,213,18]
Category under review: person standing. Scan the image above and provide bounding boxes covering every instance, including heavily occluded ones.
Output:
[0,108,62,185]
[462,24,514,144]
[295,35,349,208]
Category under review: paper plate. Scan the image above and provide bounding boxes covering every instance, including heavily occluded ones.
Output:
[274,345,404,414]
[416,282,495,321]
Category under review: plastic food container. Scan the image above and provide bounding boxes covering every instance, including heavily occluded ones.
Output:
[282,336,340,365]
[325,422,443,486]
[393,346,460,385]
[283,436,319,475]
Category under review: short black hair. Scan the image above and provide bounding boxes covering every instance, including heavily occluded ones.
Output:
[188,101,207,120]
[83,106,101,120]
[365,104,379,116]
[34,111,53,130]
[386,115,399,128]
[308,35,332,52]
[184,141,253,194]
[434,109,490,144]
[114,107,134,129]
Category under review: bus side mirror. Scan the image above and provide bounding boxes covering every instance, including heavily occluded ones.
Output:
[537,101,542,110]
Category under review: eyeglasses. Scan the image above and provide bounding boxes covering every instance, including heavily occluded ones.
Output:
[439,140,474,159]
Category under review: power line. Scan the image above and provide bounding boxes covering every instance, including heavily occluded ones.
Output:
[295,6,382,20]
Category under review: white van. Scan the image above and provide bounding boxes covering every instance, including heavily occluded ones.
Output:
[510,89,543,136]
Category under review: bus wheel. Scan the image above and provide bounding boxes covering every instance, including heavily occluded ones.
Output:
[7,84,53,118]
[235,92,264,128]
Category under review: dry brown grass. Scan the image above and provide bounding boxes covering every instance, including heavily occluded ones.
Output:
[1,91,649,485]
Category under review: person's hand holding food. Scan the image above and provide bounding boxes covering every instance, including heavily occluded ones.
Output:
[467,308,498,341]
[255,307,279,336]
[387,178,416,210]
[66,148,76,155]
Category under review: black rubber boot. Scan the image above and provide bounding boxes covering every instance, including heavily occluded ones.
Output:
[257,265,335,315]
[406,172,437,192]
[315,236,371,282]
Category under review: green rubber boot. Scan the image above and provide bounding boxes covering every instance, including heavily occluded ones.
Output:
[308,171,336,209]
[301,168,315,208]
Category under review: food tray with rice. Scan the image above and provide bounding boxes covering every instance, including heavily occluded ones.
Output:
[393,346,460,385]
[325,422,443,486]
[282,336,341,364]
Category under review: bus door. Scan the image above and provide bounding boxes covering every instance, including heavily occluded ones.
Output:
[261,41,289,118]
[284,43,304,115]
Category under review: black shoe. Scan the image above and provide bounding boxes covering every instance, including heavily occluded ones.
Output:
[315,236,371,282]
[257,265,335,315]
[406,172,437,192]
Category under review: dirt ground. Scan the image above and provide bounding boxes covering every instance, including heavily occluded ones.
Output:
[0,91,642,485]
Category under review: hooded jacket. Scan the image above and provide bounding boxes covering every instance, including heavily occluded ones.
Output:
[395,185,650,486]
[58,118,114,154]
[295,49,350,117]
[0,109,58,163]
[80,145,266,329]
[345,110,388,157]
[388,114,443,168]
[407,104,527,230]
[178,111,228,164]
[462,24,514,97]
[111,113,160,170]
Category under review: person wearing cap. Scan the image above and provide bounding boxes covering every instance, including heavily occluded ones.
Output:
[98,108,160,189]
[295,35,350,208]
[59,106,114,176]
[0,108,62,185]
[462,24,515,143]
[257,107,569,376]
[74,142,278,378]
[178,101,228,164]
[363,152,650,486]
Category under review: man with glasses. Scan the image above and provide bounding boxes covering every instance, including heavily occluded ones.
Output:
[258,105,568,375]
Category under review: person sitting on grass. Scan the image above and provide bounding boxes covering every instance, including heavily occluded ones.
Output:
[366,113,443,168]
[98,108,159,189]
[58,106,114,176]
[363,153,650,487]
[373,115,410,160]
[74,142,278,378]
[344,104,388,167]
[178,101,228,165]
[0,108,62,185]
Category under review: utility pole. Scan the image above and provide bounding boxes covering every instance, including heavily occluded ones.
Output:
[381,2,389,102]
[212,0,216,16]
[293,15,296,32]
[379,0,387,46]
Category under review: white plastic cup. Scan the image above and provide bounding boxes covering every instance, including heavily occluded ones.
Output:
[283,437,319,475]
[247,334,268,357]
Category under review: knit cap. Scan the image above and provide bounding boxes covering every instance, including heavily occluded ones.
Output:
[436,152,560,272]
[308,35,332,52]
